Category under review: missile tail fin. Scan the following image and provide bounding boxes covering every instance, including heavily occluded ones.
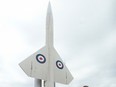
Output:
[52,48,73,84]
[19,46,48,80]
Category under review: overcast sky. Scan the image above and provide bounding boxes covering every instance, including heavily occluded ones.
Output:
[0,0,116,87]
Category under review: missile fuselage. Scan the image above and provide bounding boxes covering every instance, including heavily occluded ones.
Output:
[45,3,54,87]
[46,3,53,47]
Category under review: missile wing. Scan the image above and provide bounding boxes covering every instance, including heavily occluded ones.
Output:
[19,46,73,84]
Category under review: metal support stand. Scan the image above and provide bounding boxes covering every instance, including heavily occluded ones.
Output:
[34,79,42,87]
[54,82,55,87]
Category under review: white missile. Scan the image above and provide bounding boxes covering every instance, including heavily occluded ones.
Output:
[19,2,73,87]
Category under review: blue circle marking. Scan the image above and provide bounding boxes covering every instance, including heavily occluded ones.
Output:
[56,60,64,69]
[36,54,46,63]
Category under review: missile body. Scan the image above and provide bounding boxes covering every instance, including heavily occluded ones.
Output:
[19,2,73,87]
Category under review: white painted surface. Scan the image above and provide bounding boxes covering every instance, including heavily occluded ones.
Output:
[19,2,73,87]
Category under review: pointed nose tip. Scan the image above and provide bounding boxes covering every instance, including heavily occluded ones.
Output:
[47,2,52,14]
[48,1,51,7]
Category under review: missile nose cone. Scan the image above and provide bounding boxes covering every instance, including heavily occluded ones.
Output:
[47,2,52,15]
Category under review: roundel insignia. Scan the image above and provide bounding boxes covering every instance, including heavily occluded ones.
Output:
[36,54,46,63]
[56,60,64,69]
